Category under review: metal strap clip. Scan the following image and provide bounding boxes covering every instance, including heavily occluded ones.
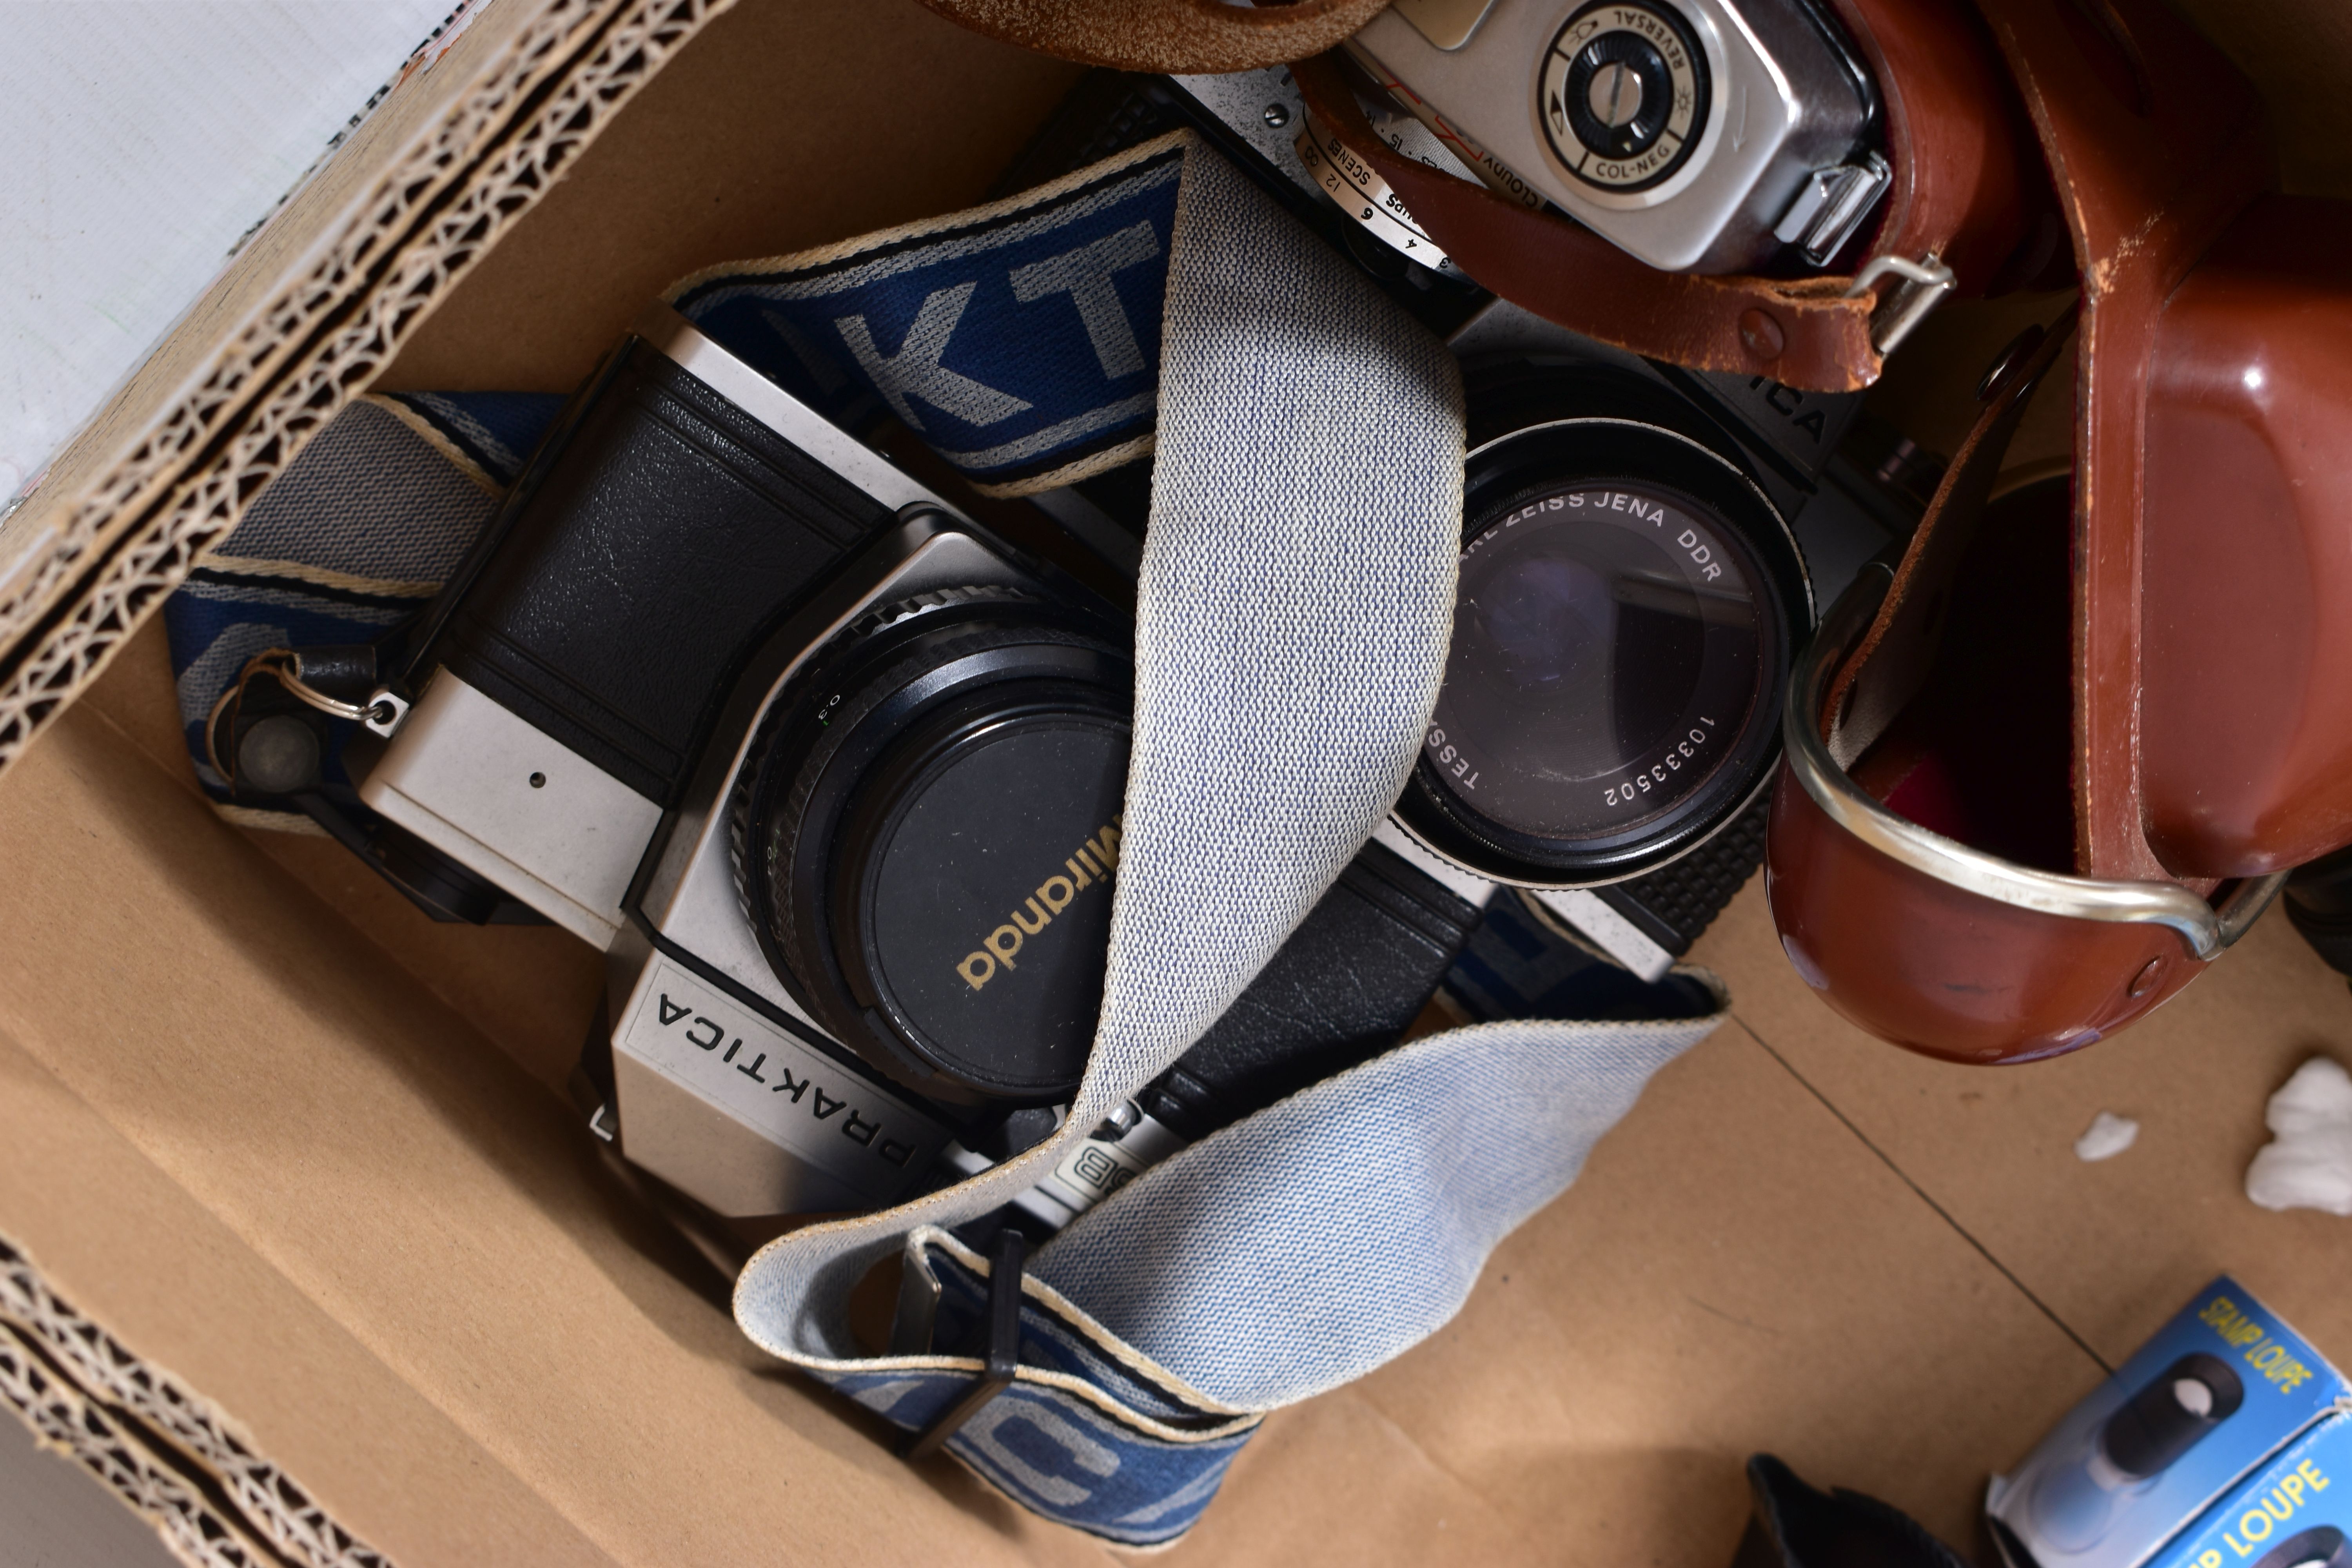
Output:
[1846,252,1956,356]
[204,648,408,786]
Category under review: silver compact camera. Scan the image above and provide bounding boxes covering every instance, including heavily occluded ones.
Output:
[1343,0,1888,274]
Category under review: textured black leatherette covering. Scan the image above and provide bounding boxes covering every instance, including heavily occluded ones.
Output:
[1601,791,1770,956]
[1142,842,1482,1141]
[425,339,897,805]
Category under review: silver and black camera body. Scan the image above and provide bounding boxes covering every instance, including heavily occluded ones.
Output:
[360,305,1122,1216]
[1348,0,1888,274]
[346,303,1486,1235]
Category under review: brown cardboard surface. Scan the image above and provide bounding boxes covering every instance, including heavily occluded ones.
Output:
[13,0,2352,1562]
[0,696,1111,1568]
[1699,877,2352,1417]
[24,613,2132,1567]
[74,619,606,1095]
[1160,1021,2102,1566]
[60,622,2123,1562]
[379,0,1084,396]
[0,1023,617,1567]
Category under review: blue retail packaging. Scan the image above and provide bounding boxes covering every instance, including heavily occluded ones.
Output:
[2148,1414,2352,1568]
[1988,1278,2351,1568]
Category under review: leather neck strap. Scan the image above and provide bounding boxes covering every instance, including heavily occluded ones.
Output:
[913,0,1388,73]
[1290,54,1884,394]
[909,0,2042,394]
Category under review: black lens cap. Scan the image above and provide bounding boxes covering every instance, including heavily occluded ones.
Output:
[836,697,1127,1100]
[736,590,1131,1106]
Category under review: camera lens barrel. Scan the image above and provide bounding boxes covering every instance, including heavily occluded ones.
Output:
[734,590,1132,1106]
[1395,414,1806,888]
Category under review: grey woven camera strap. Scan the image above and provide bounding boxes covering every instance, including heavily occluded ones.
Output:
[712,136,1724,1543]
[163,131,1725,1547]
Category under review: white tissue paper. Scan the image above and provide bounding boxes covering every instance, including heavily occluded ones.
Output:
[2074,1111,2140,1161]
[2244,1056,2352,1215]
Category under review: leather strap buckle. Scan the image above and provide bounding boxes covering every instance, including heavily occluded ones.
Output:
[900,1228,1028,1461]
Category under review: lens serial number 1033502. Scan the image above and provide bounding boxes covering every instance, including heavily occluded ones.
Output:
[1602,716,1718,808]
[1426,726,1479,789]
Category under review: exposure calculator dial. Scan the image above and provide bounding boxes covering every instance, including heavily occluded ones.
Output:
[1537,1,1712,193]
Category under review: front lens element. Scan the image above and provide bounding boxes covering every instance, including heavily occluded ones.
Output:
[1422,477,1769,854]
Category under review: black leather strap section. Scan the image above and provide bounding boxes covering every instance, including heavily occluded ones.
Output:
[1730,1454,1970,1568]
[904,1227,1027,1460]
[1140,842,1482,1142]
[2285,843,2352,979]
[423,339,897,806]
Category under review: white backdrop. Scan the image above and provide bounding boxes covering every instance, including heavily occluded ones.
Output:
[0,0,466,503]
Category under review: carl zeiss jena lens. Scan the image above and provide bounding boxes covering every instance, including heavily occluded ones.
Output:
[1429,479,1764,843]
[1397,414,1802,889]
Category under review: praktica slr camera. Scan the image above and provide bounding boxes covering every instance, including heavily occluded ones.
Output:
[351,305,1484,1237]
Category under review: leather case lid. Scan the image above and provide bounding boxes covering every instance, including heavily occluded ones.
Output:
[1971,0,2274,882]
[2141,195,2352,879]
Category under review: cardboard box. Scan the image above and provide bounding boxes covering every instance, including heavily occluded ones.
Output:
[5,1,2352,1564]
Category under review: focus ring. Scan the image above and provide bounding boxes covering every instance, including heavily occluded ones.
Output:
[726,585,1038,936]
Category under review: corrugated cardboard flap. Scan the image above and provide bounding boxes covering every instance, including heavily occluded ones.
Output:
[0,0,737,785]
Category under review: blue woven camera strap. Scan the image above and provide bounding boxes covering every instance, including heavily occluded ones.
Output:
[162,131,1726,1546]
[667,134,1189,497]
